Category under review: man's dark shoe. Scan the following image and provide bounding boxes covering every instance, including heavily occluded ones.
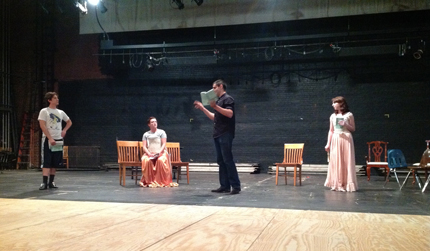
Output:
[49,182,58,189]
[230,188,241,195]
[39,183,47,190]
[211,187,230,193]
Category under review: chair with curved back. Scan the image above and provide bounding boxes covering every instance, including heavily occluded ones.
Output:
[275,143,304,186]
[386,149,408,187]
[366,141,389,181]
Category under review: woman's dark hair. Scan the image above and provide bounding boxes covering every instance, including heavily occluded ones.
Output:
[332,96,350,114]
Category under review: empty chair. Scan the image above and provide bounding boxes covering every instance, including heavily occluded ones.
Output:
[386,149,408,187]
[275,143,304,186]
[116,140,141,186]
[63,146,69,169]
[366,141,389,181]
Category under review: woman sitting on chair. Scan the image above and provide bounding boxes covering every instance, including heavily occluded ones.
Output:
[139,116,178,188]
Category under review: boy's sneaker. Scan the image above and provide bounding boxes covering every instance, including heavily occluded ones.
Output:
[39,183,47,190]
[49,182,58,189]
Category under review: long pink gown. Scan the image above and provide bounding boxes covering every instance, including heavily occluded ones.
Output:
[324,112,358,192]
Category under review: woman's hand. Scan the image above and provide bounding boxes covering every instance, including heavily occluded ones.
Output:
[324,145,330,152]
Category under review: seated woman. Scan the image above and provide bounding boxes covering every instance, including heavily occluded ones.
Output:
[139,116,178,188]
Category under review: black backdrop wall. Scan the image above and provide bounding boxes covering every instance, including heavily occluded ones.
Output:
[60,65,430,170]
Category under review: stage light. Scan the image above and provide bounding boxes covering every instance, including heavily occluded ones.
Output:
[193,0,204,6]
[413,40,425,60]
[173,0,184,10]
[413,49,423,60]
[146,57,154,72]
[87,0,100,5]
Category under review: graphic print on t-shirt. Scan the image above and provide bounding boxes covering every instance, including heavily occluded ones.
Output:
[48,112,61,130]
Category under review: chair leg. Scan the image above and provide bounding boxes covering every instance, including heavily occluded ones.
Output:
[284,167,287,185]
[134,166,138,185]
[415,173,423,189]
[119,165,123,185]
[393,169,400,187]
[299,166,302,186]
[422,175,430,193]
[186,165,189,184]
[122,166,126,186]
[367,166,371,181]
[384,169,391,187]
[400,170,412,190]
[293,166,296,186]
[275,165,279,185]
[177,166,181,183]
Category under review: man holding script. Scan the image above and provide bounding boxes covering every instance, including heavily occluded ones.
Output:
[194,79,241,195]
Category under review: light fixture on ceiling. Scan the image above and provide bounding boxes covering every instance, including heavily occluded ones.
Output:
[193,0,204,6]
[413,40,425,60]
[413,49,423,60]
[172,0,184,10]
[77,0,107,14]
[87,0,108,13]
[330,43,341,53]
[146,56,155,72]
[87,0,100,5]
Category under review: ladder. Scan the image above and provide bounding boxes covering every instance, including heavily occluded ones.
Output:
[16,113,32,169]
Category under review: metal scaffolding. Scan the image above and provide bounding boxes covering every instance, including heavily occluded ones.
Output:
[1,0,17,168]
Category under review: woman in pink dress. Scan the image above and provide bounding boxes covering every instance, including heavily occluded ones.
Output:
[139,117,178,188]
[324,96,358,192]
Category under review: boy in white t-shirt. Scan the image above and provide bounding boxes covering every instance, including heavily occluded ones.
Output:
[37,92,72,190]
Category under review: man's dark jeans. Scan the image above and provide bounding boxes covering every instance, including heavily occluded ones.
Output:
[214,132,241,190]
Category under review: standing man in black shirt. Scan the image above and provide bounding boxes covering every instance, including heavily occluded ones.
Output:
[194,79,241,194]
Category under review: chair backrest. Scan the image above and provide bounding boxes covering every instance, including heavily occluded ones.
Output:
[166,142,181,162]
[138,141,144,159]
[387,149,407,168]
[116,141,140,164]
[283,143,304,164]
[63,146,68,158]
[419,148,430,168]
[367,141,388,162]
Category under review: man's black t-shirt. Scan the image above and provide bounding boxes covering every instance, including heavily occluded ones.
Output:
[213,93,235,138]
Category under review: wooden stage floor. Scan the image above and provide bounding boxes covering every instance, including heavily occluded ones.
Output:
[1,170,429,250]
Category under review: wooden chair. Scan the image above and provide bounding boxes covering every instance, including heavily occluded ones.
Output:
[63,146,69,169]
[166,142,189,184]
[275,143,304,186]
[366,141,389,181]
[116,141,141,186]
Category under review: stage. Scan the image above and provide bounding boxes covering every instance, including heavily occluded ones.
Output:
[0,170,429,250]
